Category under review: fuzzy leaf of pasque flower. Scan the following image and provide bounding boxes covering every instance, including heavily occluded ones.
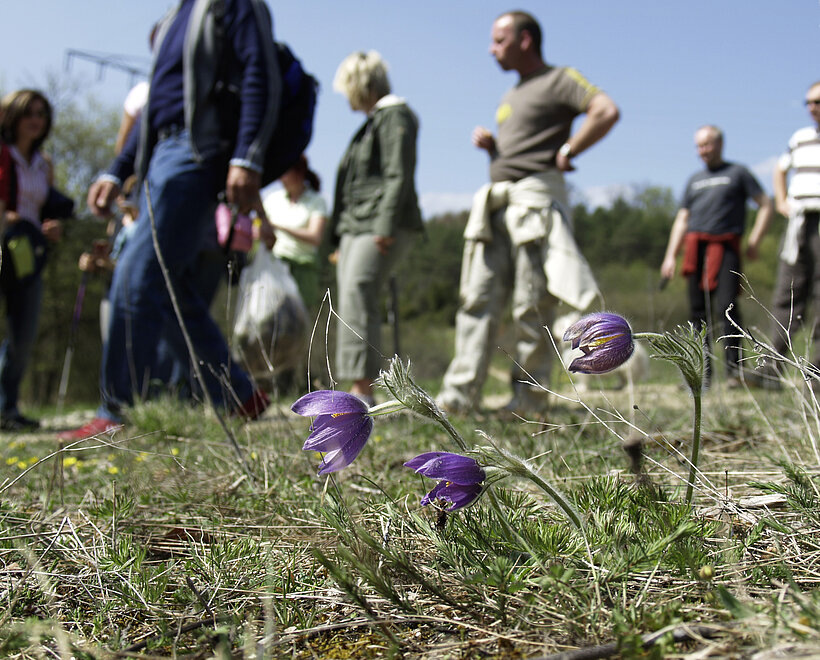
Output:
[562,312,635,374]
[292,391,373,475]
[404,451,485,511]
[643,322,706,393]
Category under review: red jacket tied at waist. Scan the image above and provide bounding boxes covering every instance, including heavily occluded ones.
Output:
[681,232,741,291]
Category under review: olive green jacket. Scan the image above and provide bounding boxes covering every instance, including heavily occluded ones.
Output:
[329,95,423,244]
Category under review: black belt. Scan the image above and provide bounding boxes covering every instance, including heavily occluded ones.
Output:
[156,124,185,141]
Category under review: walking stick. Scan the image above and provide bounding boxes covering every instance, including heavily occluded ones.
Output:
[388,274,400,356]
[56,272,88,415]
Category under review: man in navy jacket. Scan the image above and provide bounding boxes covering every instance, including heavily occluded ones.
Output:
[62,0,280,439]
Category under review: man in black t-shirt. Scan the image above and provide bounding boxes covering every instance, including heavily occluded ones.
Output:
[660,125,772,385]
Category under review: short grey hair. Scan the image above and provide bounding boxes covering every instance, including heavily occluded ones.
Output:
[333,50,391,111]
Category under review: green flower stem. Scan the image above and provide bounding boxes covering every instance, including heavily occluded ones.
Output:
[521,468,584,530]
[633,332,663,341]
[367,400,407,417]
[484,448,585,530]
[685,388,702,506]
[485,489,548,570]
[436,415,468,453]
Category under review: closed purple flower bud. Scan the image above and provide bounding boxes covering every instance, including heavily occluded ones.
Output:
[404,451,485,511]
[292,391,373,474]
[562,312,635,374]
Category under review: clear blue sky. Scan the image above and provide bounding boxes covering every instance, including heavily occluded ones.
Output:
[1,1,817,216]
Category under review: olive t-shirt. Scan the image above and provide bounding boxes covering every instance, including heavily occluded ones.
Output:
[490,65,599,183]
[680,162,763,235]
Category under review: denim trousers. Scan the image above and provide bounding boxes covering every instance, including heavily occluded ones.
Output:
[0,271,43,415]
[98,132,253,420]
[153,248,229,398]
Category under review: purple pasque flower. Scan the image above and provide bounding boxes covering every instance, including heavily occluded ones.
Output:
[404,452,485,511]
[292,391,373,475]
[562,312,635,375]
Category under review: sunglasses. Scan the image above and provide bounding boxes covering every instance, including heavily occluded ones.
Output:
[805,99,820,107]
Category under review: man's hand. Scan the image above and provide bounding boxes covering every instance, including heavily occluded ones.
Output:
[87,179,121,218]
[776,199,791,218]
[41,219,62,243]
[746,243,761,261]
[660,255,676,280]
[226,165,262,215]
[374,235,395,256]
[555,149,576,172]
[472,126,496,154]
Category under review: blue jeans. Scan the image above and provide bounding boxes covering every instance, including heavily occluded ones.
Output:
[98,132,253,420]
[153,248,229,398]
[0,272,43,416]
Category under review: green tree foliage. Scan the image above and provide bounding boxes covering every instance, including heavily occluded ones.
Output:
[573,185,678,267]
[391,185,781,337]
[43,73,121,206]
[393,211,467,323]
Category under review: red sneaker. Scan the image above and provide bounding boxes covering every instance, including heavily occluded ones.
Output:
[57,417,122,441]
[233,388,270,421]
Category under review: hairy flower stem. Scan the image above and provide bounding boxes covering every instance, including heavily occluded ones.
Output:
[523,469,584,530]
[367,400,407,417]
[437,416,468,453]
[635,325,706,507]
[685,389,702,506]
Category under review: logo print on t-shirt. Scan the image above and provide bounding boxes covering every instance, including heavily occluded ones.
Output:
[496,103,512,125]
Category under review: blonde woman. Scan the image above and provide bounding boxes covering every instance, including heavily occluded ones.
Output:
[329,51,423,405]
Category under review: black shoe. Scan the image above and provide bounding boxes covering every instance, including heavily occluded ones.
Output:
[0,413,40,431]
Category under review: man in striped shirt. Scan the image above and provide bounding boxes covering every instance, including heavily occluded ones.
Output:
[770,81,820,370]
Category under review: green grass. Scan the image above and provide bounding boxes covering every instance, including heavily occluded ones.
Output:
[3,337,820,658]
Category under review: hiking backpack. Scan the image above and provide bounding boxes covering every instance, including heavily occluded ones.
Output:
[212,0,319,186]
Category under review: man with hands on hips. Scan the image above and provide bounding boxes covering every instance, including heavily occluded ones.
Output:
[437,10,619,416]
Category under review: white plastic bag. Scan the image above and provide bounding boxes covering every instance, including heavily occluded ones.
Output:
[233,248,309,376]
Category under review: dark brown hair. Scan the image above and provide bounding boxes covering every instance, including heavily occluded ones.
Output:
[0,89,53,152]
[501,10,543,55]
[287,154,321,192]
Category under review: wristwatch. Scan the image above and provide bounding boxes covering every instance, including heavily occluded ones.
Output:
[558,142,573,159]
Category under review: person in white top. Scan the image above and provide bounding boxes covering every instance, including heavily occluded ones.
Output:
[113,24,157,155]
[770,80,820,373]
[261,154,328,308]
[114,81,150,155]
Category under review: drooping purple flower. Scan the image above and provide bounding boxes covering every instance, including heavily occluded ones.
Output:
[562,312,635,374]
[292,391,373,475]
[404,452,485,511]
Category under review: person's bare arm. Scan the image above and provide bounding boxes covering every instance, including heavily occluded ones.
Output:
[556,91,620,171]
[660,208,689,280]
[746,192,774,260]
[272,214,327,247]
[773,166,790,218]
